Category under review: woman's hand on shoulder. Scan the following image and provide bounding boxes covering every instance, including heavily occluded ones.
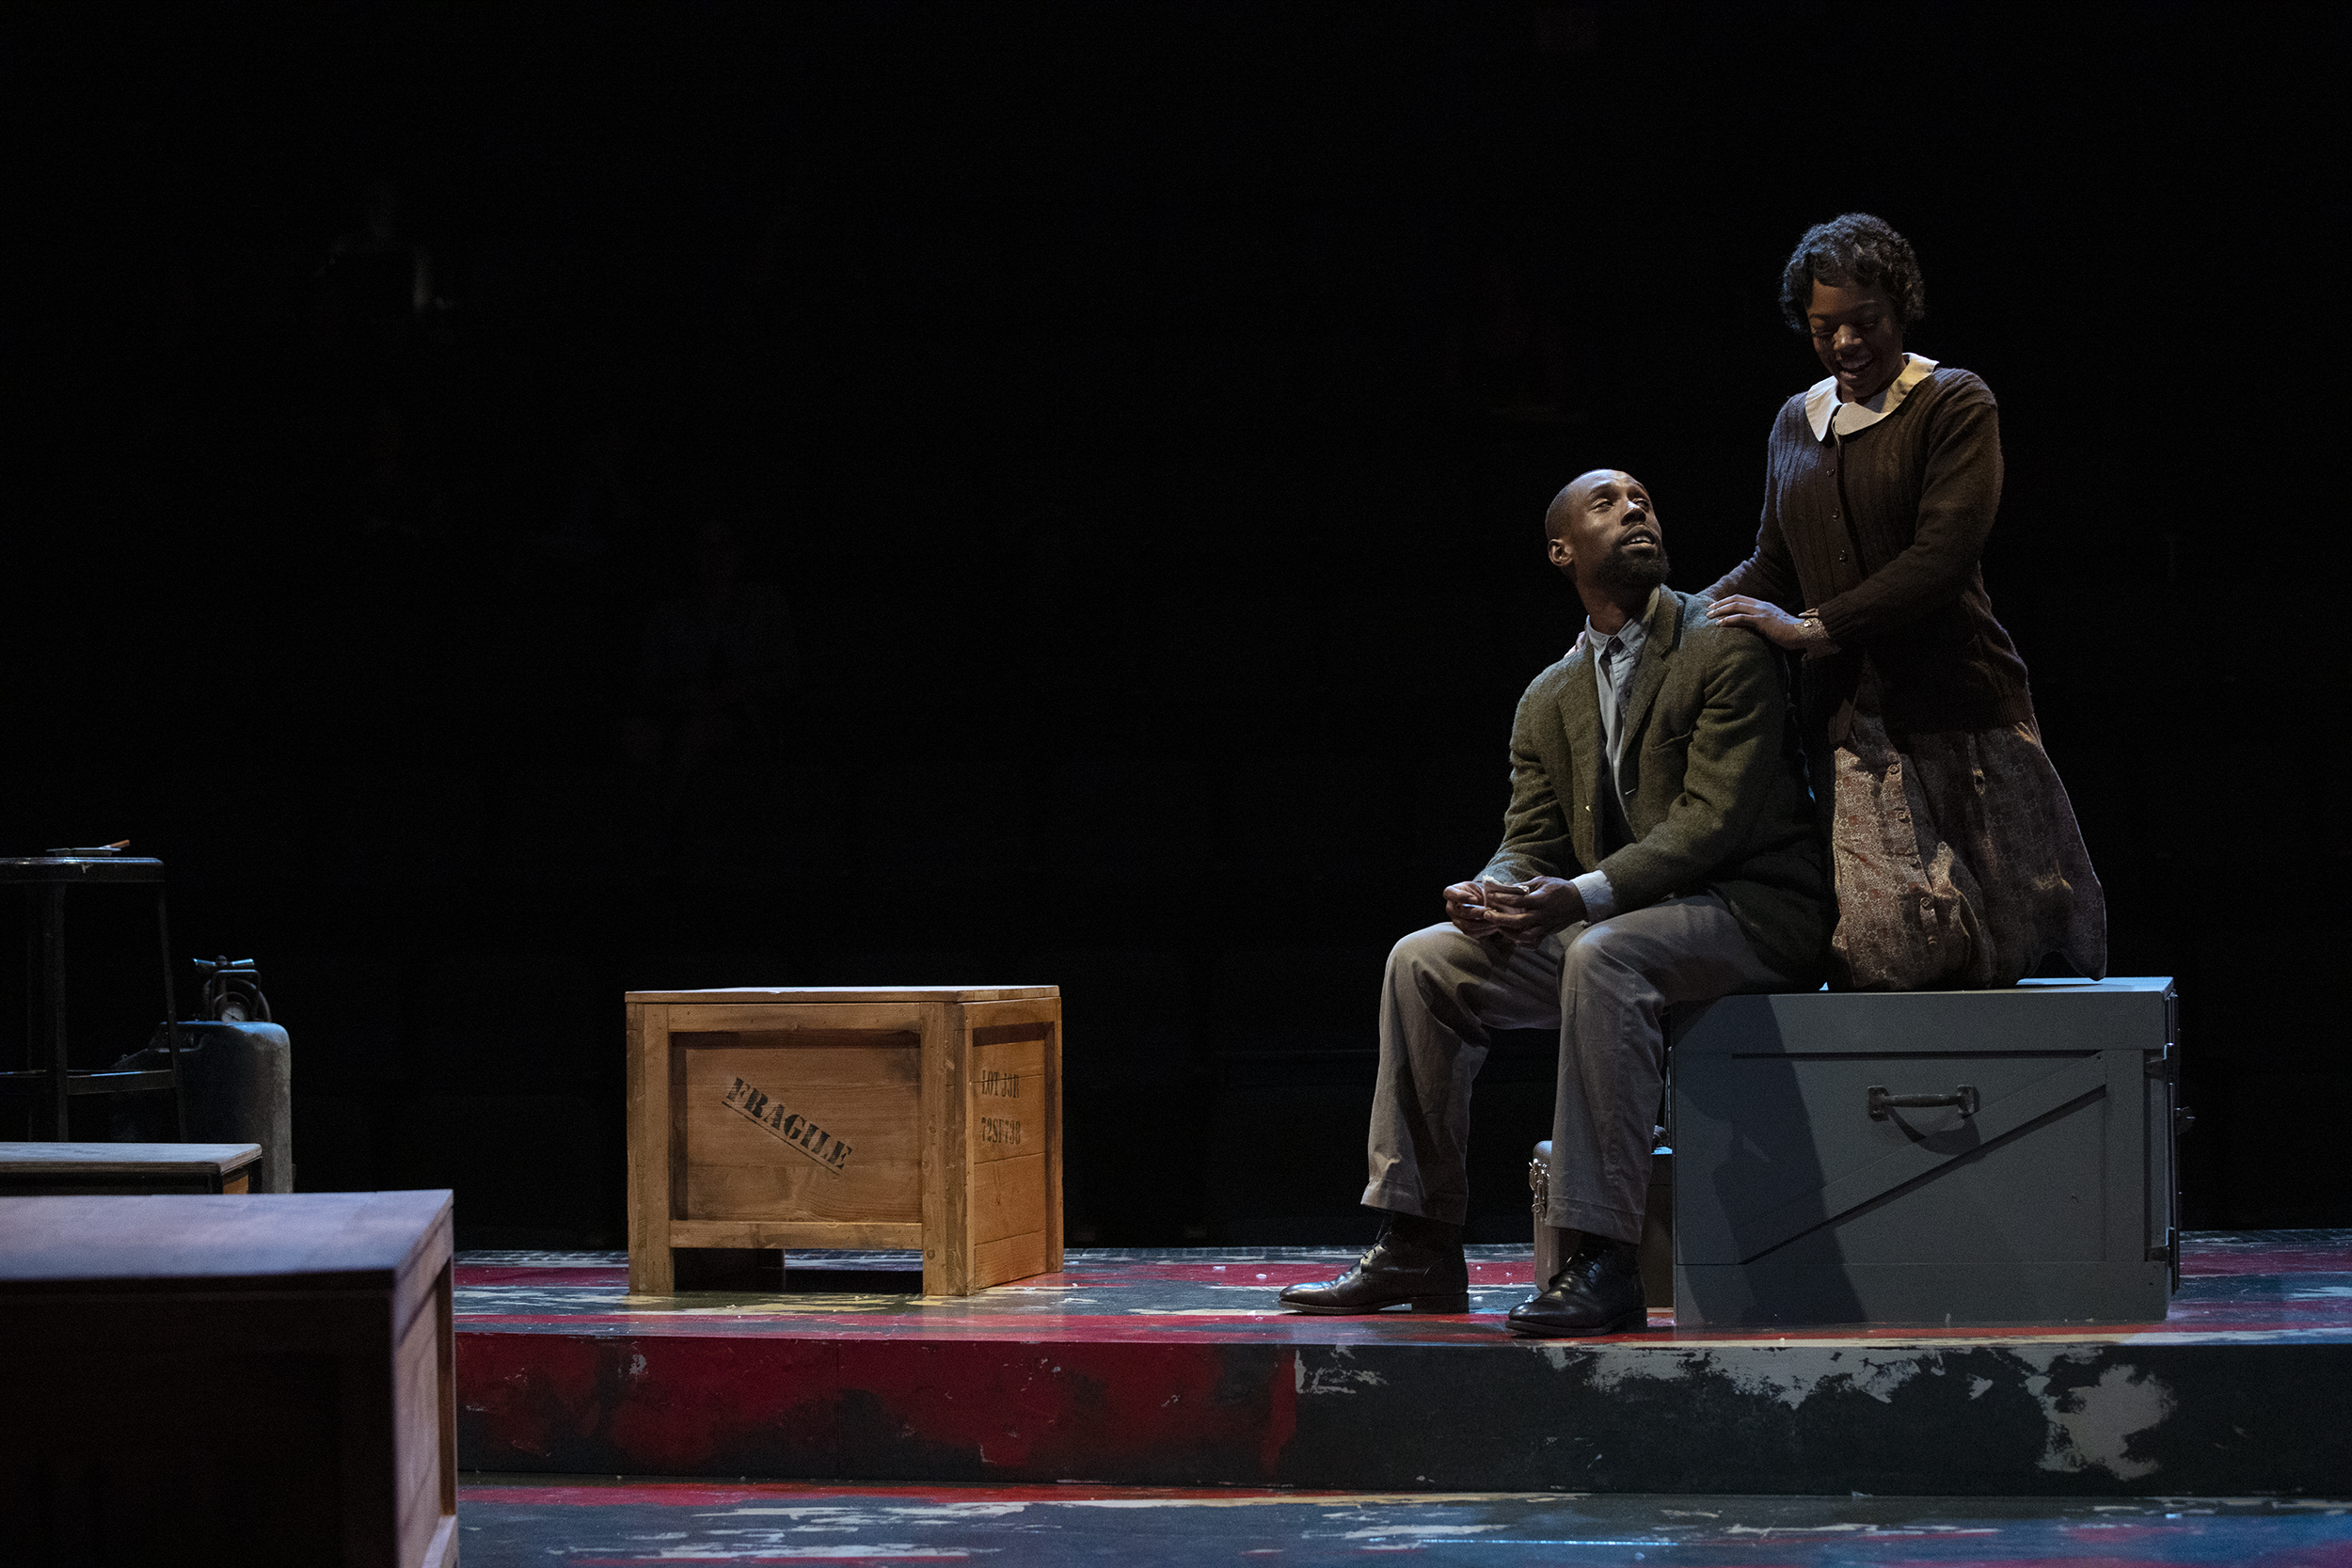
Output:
[1705,595,1838,655]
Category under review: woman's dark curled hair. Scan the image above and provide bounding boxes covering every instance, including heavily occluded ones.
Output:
[1779,213,1926,334]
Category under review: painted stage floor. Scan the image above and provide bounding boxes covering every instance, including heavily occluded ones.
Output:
[454,1230,2352,1347]
[454,1232,2352,1495]
[454,1481,2352,1566]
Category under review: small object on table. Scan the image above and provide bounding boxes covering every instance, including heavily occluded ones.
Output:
[627,984,1063,1297]
[0,1140,262,1195]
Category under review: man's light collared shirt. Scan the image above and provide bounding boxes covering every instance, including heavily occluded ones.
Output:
[1565,584,1661,922]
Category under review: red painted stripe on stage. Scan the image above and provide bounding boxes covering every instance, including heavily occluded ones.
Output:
[458,1481,1322,1506]
[566,1558,982,1564]
[460,1265,632,1287]
[2179,1244,2352,1275]
[459,1333,1299,1480]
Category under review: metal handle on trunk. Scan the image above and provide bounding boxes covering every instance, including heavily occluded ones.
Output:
[1867,1084,1979,1120]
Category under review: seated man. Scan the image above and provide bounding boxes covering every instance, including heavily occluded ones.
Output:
[1279,468,1832,1336]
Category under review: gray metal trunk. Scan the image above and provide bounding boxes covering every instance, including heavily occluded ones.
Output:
[1669,977,2180,1328]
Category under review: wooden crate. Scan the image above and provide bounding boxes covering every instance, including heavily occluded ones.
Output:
[626,985,1063,1297]
[0,1140,263,1195]
[0,1190,456,1567]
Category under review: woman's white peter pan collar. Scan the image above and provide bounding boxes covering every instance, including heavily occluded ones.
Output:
[1804,353,1939,440]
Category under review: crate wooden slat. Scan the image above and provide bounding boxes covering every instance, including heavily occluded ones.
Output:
[0,1140,262,1196]
[628,986,1062,1296]
[0,1190,457,1567]
[626,985,1057,1005]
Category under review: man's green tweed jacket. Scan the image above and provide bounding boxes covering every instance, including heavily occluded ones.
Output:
[1476,587,1832,982]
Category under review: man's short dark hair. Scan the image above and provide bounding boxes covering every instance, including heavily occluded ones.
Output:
[1778,213,1926,334]
[1543,483,1579,544]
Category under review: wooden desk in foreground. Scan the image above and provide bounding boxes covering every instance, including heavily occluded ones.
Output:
[0,1139,262,1195]
[0,1190,457,1568]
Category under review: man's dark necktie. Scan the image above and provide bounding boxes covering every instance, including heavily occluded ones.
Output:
[1599,636,1627,747]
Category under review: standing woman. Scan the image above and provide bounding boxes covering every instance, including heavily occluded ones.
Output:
[1704,214,2104,990]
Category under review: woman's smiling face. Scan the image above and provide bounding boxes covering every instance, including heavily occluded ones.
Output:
[1806,277,1907,404]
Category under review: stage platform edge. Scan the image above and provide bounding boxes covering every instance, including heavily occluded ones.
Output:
[454,1231,2351,1497]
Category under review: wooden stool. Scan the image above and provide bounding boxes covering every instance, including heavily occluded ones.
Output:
[626,985,1062,1296]
[0,1190,456,1567]
[0,852,189,1139]
[0,1140,262,1195]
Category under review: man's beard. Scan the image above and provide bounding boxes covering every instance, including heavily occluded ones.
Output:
[1592,544,1671,594]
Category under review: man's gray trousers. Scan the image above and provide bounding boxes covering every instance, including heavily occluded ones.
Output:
[1360,893,1804,1243]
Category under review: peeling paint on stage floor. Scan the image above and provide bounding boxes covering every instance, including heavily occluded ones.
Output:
[453,1233,2352,1495]
[452,1482,2352,1566]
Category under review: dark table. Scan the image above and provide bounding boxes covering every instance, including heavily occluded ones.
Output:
[0,1140,262,1195]
[0,1190,458,1565]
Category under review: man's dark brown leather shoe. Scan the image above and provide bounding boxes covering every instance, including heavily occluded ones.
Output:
[1279,1213,1469,1314]
[1504,1235,1645,1337]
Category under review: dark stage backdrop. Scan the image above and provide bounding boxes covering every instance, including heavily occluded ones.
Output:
[3,3,2338,1245]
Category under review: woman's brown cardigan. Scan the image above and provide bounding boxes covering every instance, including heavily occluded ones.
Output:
[1703,367,2039,749]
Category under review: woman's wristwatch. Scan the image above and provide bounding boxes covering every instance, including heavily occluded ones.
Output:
[1796,610,1837,655]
